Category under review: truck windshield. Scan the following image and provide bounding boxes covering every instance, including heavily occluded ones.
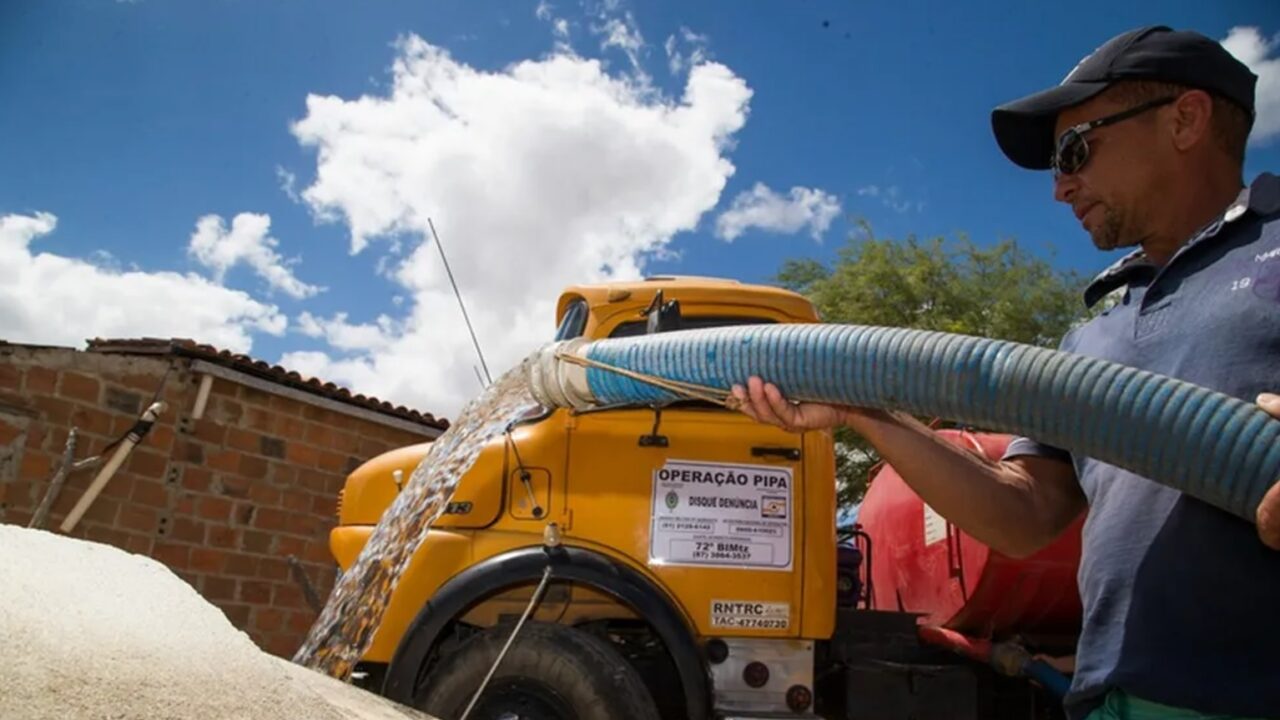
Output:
[554,299,589,340]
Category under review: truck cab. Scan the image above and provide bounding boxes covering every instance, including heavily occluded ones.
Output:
[329,276,1077,720]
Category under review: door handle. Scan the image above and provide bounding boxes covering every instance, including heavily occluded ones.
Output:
[751,446,801,461]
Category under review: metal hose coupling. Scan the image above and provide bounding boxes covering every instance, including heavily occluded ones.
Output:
[524,338,597,411]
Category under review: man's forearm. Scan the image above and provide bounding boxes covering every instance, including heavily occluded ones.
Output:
[845,409,1085,558]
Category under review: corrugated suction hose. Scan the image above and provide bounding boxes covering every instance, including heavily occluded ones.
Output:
[525,324,1280,522]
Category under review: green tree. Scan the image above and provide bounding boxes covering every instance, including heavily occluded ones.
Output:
[776,221,1091,508]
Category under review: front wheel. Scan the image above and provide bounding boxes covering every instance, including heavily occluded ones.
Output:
[414,622,661,720]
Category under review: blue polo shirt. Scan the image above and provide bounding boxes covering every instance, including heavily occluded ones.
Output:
[1005,172,1280,719]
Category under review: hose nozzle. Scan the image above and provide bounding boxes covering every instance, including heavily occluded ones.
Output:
[525,338,596,410]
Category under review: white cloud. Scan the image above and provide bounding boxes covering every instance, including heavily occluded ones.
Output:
[856,184,920,213]
[1222,26,1280,144]
[599,14,642,55]
[0,212,285,352]
[595,12,645,74]
[534,0,573,54]
[715,183,841,241]
[665,27,710,75]
[286,33,751,416]
[276,166,301,203]
[87,249,123,272]
[188,212,323,299]
[295,311,398,352]
[296,311,324,338]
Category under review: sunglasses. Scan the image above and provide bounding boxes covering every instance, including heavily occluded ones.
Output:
[1052,96,1177,176]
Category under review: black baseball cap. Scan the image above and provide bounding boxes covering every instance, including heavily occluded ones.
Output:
[991,25,1258,170]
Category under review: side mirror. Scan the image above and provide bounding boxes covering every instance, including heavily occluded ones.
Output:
[643,290,682,334]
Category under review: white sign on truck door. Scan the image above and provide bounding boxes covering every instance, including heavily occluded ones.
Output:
[649,459,793,571]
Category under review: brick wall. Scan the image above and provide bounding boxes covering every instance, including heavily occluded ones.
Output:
[0,343,439,658]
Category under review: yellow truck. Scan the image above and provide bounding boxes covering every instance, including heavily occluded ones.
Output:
[330,276,1072,720]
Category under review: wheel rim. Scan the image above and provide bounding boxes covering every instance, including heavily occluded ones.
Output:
[465,678,578,720]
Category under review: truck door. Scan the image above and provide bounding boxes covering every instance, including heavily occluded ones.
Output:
[564,404,807,638]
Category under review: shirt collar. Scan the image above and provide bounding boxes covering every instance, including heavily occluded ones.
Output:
[1082,173,1280,308]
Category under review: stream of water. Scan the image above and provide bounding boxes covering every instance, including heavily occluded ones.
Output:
[292,364,541,680]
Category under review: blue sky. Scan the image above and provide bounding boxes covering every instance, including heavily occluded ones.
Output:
[2,0,1278,416]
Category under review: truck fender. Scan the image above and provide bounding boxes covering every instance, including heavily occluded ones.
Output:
[382,545,710,720]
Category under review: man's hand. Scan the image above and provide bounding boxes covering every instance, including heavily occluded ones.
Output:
[1257,393,1280,550]
[730,376,856,433]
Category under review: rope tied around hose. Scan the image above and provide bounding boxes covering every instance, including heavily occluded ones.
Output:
[554,351,745,410]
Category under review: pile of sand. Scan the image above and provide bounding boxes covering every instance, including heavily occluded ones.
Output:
[0,524,433,720]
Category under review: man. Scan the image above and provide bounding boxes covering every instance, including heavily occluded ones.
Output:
[732,26,1280,720]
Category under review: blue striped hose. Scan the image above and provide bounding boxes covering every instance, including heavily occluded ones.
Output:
[539,324,1280,522]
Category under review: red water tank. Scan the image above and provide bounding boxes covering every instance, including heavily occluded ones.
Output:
[857,430,1083,639]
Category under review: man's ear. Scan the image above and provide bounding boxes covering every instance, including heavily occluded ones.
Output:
[1169,89,1214,153]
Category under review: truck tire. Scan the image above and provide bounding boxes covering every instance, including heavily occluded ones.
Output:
[414,621,662,720]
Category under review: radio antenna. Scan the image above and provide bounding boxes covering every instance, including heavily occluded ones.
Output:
[429,217,492,385]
